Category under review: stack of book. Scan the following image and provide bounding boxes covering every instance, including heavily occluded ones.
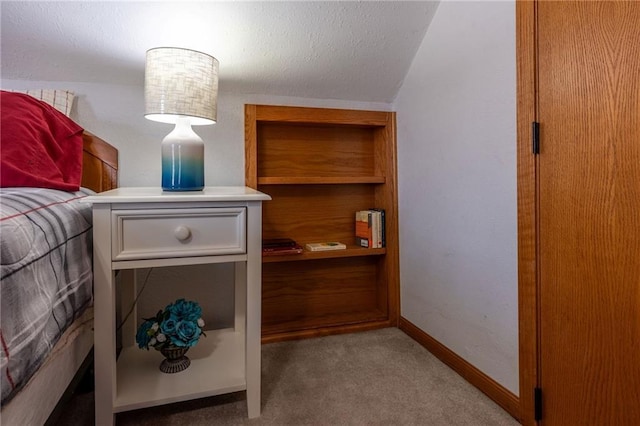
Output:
[355,209,385,248]
[262,238,304,256]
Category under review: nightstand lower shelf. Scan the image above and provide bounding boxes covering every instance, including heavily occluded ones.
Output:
[115,328,245,413]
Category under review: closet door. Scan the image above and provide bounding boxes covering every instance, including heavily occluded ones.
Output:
[537,1,640,424]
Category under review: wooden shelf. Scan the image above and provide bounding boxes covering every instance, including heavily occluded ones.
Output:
[258,176,386,185]
[251,104,391,126]
[261,319,395,344]
[262,246,386,263]
[245,104,399,341]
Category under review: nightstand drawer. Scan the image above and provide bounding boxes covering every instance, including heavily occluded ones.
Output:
[112,207,246,261]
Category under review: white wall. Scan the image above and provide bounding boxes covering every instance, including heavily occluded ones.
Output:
[1,78,391,328]
[393,1,518,394]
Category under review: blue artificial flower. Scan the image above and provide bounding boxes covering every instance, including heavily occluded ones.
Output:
[136,320,155,349]
[161,315,178,336]
[167,298,202,322]
[171,320,202,347]
[137,299,204,351]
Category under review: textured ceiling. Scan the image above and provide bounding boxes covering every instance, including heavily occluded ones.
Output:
[0,1,439,103]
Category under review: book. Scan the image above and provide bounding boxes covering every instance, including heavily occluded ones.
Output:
[355,210,373,248]
[369,208,385,248]
[262,244,304,256]
[305,242,346,251]
[378,209,386,247]
[262,238,303,256]
[371,210,380,248]
[262,238,298,249]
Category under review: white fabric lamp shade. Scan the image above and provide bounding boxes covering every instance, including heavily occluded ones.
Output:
[145,47,218,124]
[144,47,219,191]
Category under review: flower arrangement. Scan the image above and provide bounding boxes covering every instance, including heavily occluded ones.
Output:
[136,298,205,351]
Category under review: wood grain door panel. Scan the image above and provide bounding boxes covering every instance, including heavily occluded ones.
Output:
[537,2,640,424]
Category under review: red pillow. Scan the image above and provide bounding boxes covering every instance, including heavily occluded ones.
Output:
[1,91,84,191]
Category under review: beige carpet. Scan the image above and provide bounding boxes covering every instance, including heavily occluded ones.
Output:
[55,328,519,425]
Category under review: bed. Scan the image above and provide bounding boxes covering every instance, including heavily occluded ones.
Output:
[0,90,118,425]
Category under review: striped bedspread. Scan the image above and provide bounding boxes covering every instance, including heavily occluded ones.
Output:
[0,187,94,405]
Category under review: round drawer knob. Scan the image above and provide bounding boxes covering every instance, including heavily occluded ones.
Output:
[174,225,191,241]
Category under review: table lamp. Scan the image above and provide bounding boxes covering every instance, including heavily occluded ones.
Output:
[144,47,219,191]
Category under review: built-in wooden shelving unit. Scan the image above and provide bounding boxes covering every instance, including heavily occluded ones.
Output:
[245,104,400,342]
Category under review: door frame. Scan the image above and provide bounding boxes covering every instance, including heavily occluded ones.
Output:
[516,1,538,425]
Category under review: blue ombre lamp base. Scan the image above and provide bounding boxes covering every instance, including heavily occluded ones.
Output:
[160,118,205,191]
[161,144,204,191]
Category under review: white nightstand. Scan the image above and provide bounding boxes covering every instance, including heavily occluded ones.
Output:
[83,187,271,425]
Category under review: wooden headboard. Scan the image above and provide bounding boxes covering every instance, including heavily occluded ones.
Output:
[81,131,118,192]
